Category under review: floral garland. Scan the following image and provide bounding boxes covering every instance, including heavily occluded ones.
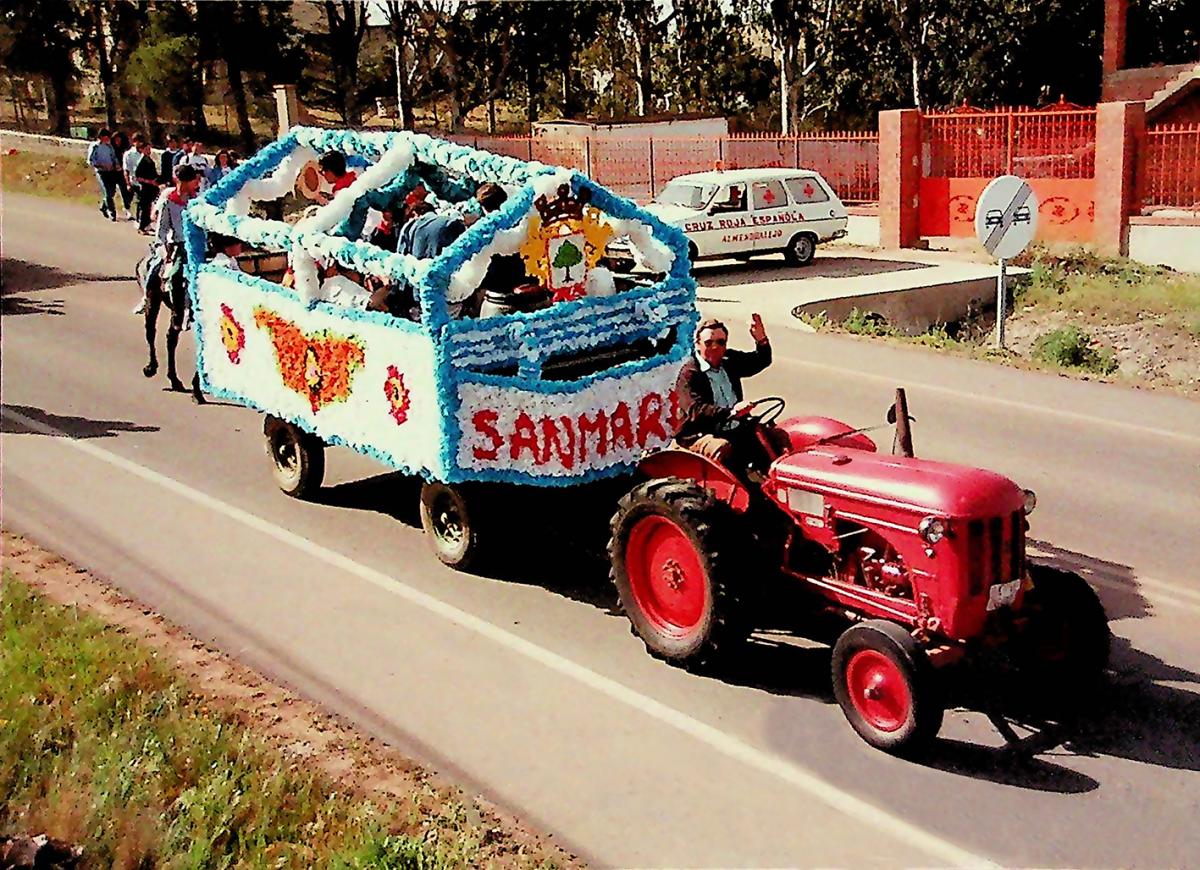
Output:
[183,127,698,488]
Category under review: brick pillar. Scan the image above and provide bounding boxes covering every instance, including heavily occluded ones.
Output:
[879,109,922,249]
[1103,0,1128,76]
[1094,101,1144,256]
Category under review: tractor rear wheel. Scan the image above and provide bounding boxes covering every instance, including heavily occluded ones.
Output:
[609,479,751,668]
[832,620,944,755]
[1018,565,1111,706]
[264,415,325,499]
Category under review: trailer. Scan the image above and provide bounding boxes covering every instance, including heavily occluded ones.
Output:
[184,126,697,567]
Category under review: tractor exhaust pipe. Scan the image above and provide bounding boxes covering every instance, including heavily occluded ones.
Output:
[892,388,914,458]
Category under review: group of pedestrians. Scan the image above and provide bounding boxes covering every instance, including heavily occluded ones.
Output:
[86,128,239,234]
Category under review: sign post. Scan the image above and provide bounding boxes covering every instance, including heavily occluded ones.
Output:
[974,175,1037,349]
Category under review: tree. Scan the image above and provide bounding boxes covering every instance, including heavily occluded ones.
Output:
[319,0,370,125]
[617,1,677,116]
[196,0,256,154]
[0,1,83,134]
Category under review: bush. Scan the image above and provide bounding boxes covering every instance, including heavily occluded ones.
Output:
[1033,326,1119,375]
[842,307,890,336]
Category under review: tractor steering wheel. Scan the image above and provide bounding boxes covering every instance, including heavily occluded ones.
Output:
[745,396,786,426]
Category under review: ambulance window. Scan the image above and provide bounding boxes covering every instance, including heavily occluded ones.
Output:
[786,176,830,204]
[710,183,747,213]
[752,179,788,210]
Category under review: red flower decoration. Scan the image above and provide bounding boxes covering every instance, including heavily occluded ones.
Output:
[384,365,411,425]
[219,303,245,364]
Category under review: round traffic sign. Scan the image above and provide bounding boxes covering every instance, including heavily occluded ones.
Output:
[974,175,1038,260]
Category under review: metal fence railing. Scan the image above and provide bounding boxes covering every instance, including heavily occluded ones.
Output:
[922,107,1097,179]
[1139,123,1200,212]
[443,132,881,203]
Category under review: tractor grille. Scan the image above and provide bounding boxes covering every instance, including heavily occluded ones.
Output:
[965,511,1024,595]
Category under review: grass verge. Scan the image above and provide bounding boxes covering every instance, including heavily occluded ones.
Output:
[2,150,99,207]
[800,246,1200,392]
[0,570,564,868]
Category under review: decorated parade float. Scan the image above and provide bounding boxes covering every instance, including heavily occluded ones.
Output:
[185,128,1112,757]
[184,126,695,566]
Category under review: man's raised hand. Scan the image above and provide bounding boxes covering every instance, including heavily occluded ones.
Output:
[750,313,768,345]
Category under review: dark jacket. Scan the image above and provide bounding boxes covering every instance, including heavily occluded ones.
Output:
[674,342,772,444]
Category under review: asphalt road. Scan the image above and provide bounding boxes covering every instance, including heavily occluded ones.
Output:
[4,194,1200,868]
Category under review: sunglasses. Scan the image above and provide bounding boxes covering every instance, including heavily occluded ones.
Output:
[702,338,727,347]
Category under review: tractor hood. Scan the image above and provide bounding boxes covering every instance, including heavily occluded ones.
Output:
[771,448,1025,518]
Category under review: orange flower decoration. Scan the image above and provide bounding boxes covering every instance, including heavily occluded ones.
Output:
[253,307,365,413]
[219,303,246,363]
[384,365,411,425]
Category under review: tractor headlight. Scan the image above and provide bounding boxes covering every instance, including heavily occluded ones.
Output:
[918,517,946,545]
[1022,489,1037,515]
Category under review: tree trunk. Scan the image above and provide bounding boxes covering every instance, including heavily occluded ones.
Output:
[910,52,922,109]
[226,58,255,155]
[50,73,70,136]
[525,59,539,124]
[89,0,116,128]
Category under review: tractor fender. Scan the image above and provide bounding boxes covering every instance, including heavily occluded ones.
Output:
[637,449,752,512]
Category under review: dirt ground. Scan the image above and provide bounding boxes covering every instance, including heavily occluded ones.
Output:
[1,531,582,869]
[1003,306,1200,395]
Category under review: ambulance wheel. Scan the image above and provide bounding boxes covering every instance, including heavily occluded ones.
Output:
[264,415,325,499]
[832,620,944,755]
[420,482,484,570]
[784,233,816,267]
[687,241,699,273]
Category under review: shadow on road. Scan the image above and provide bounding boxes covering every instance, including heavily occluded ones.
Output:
[303,472,1200,791]
[1,404,159,439]
[312,472,423,528]
[695,256,931,290]
[1028,538,1150,621]
[1,258,132,300]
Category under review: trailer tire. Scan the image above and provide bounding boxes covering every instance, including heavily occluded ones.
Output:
[609,478,750,669]
[264,415,325,498]
[420,482,486,571]
[832,620,943,755]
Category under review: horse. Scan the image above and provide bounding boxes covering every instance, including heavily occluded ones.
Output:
[138,244,205,404]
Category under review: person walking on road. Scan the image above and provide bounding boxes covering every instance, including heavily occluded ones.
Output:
[112,130,135,219]
[158,134,182,187]
[87,128,124,221]
[122,133,144,222]
[131,139,161,234]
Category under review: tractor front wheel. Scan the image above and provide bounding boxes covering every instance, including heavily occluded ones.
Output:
[264,415,325,499]
[609,479,750,668]
[832,620,943,755]
[1018,565,1111,707]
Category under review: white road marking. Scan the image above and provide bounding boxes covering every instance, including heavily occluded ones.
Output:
[773,356,1200,446]
[1,406,998,868]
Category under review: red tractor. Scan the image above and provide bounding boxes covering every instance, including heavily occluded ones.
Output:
[607,395,1110,755]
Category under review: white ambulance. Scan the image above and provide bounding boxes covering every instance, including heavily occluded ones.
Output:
[609,168,849,269]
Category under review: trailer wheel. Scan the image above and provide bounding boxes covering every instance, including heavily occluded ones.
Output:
[264,415,325,498]
[783,233,816,267]
[1019,565,1111,705]
[832,620,943,755]
[609,479,750,668]
[420,482,485,570]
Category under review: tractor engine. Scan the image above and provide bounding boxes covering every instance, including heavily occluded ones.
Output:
[847,542,913,600]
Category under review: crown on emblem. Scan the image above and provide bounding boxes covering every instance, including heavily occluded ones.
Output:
[534,184,590,224]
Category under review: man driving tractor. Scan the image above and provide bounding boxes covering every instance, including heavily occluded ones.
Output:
[673,314,787,467]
